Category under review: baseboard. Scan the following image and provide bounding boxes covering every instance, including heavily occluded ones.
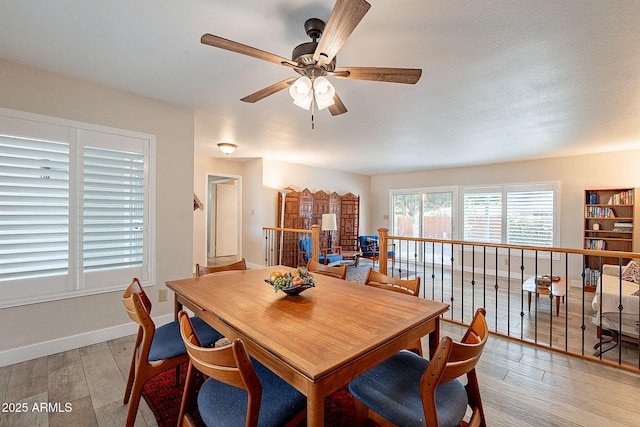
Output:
[0,313,174,368]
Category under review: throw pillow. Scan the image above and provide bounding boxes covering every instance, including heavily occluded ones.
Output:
[621,260,640,284]
[365,237,379,252]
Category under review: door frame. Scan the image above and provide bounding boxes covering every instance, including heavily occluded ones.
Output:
[205,172,242,262]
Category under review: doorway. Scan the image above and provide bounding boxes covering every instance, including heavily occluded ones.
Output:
[207,174,241,264]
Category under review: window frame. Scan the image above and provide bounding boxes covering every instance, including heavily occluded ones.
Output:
[460,182,560,248]
[0,107,156,308]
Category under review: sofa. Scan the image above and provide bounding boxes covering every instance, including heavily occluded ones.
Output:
[591,261,640,356]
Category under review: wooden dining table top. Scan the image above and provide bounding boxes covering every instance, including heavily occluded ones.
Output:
[167,265,449,426]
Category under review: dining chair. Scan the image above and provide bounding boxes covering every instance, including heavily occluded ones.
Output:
[173,259,249,318]
[349,308,489,427]
[364,269,423,355]
[121,278,223,427]
[195,258,247,276]
[177,311,307,427]
[307,259,348,280]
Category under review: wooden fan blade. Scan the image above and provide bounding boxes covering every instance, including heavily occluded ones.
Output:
[240,77,297,103]
[328,93,348,116]
[201,33,297,67]
[333,66,422,84]
[313,0,371,65]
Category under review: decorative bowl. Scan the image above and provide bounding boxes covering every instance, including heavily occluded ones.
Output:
[265,268,315,296]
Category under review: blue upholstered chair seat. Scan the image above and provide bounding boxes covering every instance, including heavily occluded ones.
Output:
[196,358,306,427]
[148,317,222,362]
[349,351,467,427]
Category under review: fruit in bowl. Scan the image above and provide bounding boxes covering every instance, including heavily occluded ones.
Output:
[266,268,315,295]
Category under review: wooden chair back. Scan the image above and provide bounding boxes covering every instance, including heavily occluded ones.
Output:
[307,259,347,280]
[420,308,488,427]
[178,311,262,426]
[122,278,188,427]
[122,278,156,363]
[364,269,422,355]
[196,258,247,277]
[364,269,421,296]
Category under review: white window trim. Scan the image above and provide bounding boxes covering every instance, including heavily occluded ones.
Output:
[0,107,156,308]
[389,186,458,239]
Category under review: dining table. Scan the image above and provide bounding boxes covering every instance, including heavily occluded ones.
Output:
[166,265,449,427]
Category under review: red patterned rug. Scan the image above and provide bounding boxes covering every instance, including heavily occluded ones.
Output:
[141,363,374,427]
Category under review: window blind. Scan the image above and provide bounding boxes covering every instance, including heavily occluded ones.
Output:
[507,189,554,247]
[0,108,155,308]
[82,146,144,272]
[463,191,502,243]
[0,136,70,281]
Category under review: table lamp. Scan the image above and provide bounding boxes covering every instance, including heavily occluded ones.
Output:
[321,213,337,249]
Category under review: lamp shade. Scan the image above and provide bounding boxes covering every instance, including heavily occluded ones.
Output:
[321,213,337,231]
[313,76,336,110]
[289,76,313,110]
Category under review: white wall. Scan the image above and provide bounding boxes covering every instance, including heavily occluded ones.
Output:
[371,150,640,278]
[192,152,372,268]
[0,59,194,362]
[193,154,243,268]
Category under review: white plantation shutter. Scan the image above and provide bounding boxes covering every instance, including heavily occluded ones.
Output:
[83,147,145,272]
[462,183,557,247]
[507,188,554,247]
[463,190,502,243]
[0,109,155,307]
[0,136,70,281]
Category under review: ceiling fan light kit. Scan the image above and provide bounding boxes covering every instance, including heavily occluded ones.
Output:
[288,75,335,111]
[201,0,421,124]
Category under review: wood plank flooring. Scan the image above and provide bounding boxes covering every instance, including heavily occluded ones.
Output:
[2,258,639,426]
[1,323,639,426]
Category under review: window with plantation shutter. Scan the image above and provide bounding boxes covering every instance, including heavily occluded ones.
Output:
[462,183,557,247]
[0,108,155,308]
[507,187,554,247]
[83,146,144,273]
[0,136,70,282]
[463,189,502,243]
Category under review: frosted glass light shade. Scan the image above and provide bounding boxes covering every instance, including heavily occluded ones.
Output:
[217,143,237,154]
[313,76,335,110]
[289,76,313,110]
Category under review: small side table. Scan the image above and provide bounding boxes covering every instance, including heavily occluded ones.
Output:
[341,250,362,267]
[522,275,571,316]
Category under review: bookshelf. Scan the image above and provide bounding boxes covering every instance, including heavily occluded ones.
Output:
[584,188,639,291]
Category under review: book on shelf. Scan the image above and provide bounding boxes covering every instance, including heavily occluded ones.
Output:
[613,221,633,231]
[606,190,634,205]
[585,268,601,286]
[585,206,616,218]
[586,239,605,250]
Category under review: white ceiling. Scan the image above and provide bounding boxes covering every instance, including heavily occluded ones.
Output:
[1,1,640,175]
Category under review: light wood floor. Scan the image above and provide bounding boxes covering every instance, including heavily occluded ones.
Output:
[1,321,640,426]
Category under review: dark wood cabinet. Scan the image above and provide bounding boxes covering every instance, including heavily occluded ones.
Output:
[278,188,360,266]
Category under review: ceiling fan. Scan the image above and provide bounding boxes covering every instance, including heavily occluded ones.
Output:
[200,0,422,117]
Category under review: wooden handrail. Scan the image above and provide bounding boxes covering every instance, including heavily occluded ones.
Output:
[265,224,322,265]
[379,231,640,260]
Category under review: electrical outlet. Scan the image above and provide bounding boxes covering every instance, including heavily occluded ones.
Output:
[158,288,168,302]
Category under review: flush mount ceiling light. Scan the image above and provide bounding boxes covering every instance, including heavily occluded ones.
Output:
[217,143,237,155]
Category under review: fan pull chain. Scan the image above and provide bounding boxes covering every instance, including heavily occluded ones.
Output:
[311,98,315,130]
